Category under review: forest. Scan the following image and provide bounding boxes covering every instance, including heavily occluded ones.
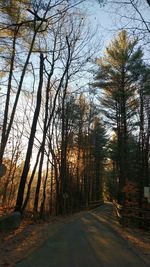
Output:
[0,0,150,222]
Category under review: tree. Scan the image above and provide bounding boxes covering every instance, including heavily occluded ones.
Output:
[15,53,44,212]
[0,0,48,168]
[137,64,150,202]
[0,0,106,216]
[91,117,106,201]
[103,1,150,41]
[15,5,98,215]
[0,0,85,171]
[94,30,143,202]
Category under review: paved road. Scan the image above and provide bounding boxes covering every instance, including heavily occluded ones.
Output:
[17,204,148,267]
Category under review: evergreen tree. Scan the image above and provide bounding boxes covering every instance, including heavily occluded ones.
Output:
[94,30,143,202]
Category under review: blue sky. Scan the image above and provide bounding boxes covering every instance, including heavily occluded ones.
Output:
[80,0,150,58]
[81,0,116,50]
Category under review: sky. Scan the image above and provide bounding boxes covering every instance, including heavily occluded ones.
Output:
[0,0,149,170]
[81,0,116,51]
[79,0,150,58]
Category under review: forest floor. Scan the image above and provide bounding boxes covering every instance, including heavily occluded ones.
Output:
[0,203,150,267]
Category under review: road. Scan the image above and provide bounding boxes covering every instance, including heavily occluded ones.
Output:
[16,204,148,267]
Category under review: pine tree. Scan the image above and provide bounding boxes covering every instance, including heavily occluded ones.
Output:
[94,30,143,202]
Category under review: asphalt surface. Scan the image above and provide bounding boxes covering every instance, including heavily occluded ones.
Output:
[16,205,148,267]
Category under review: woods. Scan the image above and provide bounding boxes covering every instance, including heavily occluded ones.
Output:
[94,30,150,204]
[0,0,149,224]
[0,0,105,217]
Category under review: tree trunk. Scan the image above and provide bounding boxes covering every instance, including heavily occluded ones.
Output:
[15,53,44,212]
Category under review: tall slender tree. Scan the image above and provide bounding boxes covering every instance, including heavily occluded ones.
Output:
[15,53,44,212]
[94,30,143,202]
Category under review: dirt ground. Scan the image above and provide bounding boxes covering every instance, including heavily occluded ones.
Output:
[115,224,150,266]
[0,207,150,267]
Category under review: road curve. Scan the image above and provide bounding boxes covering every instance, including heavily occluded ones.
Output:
[16,204,148,267]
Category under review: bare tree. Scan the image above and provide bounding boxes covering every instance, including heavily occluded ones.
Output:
[15,53,44,212]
